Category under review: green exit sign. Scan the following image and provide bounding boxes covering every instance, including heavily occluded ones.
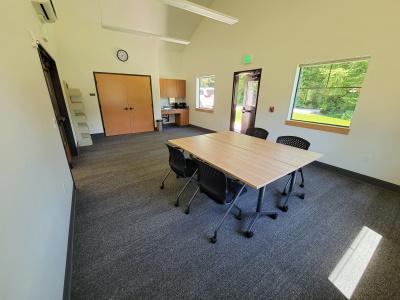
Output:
[243,54,252,64]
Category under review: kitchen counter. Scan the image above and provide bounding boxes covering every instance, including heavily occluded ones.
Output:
[161,108,189,126]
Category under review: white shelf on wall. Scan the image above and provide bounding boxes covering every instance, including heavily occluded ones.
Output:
[68,88,82,98]
[63,81,93,148]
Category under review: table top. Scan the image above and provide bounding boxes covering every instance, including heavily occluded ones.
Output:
[168,131,322,189]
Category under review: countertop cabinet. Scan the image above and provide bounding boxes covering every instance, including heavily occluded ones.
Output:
[161,108,189,126]
[176,80,186,98]
[160,78,186,98]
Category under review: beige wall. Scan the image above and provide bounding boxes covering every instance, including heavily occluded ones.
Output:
[0,1,74,299]
[183,0,400,185]
[55,0,185,134]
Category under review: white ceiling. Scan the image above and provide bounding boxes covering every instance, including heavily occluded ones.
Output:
[100,0,214,41]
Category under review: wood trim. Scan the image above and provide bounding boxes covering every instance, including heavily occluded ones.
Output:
[195,108,214,113]
[285,120,350,135]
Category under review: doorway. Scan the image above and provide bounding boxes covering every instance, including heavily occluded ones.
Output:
[230,69,262,133]
[94,72,155,136]
[38,45,77,167]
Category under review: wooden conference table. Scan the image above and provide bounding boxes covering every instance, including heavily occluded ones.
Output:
[168,131,322,237]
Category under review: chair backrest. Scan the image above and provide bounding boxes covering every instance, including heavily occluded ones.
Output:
[246,127,269,140]
[197,161,227,204]
[276,135,310,150]
[166,144,186,176]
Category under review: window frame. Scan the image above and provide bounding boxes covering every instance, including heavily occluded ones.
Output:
[196,75,215,111]
[287,57,370,133]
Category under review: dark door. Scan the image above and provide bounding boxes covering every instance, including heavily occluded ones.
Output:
[230,69,262,133]
[38,45,77,166]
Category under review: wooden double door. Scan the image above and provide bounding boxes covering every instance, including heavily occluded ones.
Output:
[95,73,154,136]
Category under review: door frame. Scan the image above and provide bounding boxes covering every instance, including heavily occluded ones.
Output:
[37,44,78,157]
[93,72,155,135]
[229,68,262,131]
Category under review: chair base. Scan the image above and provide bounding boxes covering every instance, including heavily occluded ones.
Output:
[278,205,288,212]
[279,170,306,212]
[244,231,254,238]
[208,235,217,244]
[245,210,278,238]
[280,192,305,212]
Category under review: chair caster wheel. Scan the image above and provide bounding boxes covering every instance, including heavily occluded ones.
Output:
[279,205,288,212]
[269,213,278,220]
[184,208,190,214]
[209,236,217,244]
[160,185,164,189]
[298,194,305,199]
[244,231,254,238]
[174,202,179,207]
[299,184,304,188]
[281,191,287,196]
[234,214,242,221]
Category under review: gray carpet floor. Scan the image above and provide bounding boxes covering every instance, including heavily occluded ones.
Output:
[71,126,400,300]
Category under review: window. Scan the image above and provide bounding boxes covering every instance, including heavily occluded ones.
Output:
[289,58,369,129]
[196,75,215,110]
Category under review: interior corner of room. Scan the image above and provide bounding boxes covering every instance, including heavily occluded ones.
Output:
[2,0,400,300]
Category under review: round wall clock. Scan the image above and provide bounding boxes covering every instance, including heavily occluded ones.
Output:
[117,49,128,62]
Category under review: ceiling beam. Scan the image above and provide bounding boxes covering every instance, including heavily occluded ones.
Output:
[101,24,191,45]
[160,0,239,25]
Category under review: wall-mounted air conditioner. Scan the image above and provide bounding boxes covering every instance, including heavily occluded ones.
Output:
[31,0,57,23]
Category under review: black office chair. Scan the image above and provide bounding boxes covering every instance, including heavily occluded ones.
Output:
[184,160,247,243]
[276,136,310,210]
[245,127,269,140]
[160,144,198,207]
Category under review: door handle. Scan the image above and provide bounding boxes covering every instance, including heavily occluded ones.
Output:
[123,107,128,110]
[242,109,252,113]
[129,107,134,110]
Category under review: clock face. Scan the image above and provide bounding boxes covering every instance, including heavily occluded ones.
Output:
[117,49,128,62]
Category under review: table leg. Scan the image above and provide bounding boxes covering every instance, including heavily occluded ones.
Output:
[244,186,278,238]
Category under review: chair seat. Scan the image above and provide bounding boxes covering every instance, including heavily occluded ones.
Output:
[226,178,247,203]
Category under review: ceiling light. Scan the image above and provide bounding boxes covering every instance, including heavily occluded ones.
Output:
[161,0,238,25]
[102,24,191,45]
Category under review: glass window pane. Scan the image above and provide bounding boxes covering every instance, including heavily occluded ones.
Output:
[298,64,331,89]
[291,59,369,128]
[245,80,259,107]
[327,60,369,88]
[198,75,215,109]
[292,87,361,127]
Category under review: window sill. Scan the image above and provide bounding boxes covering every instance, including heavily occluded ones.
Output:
[285,120,350,135]
[195,108,214,113]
